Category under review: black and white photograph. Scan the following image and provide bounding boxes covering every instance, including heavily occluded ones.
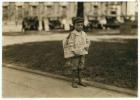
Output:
[2,0,138,98]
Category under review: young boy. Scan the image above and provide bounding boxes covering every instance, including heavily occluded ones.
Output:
[63,17,90,88]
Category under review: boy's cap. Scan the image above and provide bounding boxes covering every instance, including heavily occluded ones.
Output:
[72,17,84,24]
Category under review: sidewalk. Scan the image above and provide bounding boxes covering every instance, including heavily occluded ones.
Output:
[3,66,135,97]
[3,63,137,97]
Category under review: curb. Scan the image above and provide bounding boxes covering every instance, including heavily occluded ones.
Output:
[3,63,137,96]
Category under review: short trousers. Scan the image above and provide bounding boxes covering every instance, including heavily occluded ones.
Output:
[65,55,85,70]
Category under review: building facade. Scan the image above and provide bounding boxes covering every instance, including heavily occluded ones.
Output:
[3,2,138,31]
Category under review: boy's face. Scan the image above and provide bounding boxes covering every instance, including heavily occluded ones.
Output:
[74,22,84,32]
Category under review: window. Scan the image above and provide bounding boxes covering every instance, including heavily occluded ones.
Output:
[17,6,23,20]
[46,6,53,17]
[3,6,9,20]
[94,5,98,8]
[61,6,67,17]
[93,5,98,16]
[111,11,116,14]
[32,6,37,16]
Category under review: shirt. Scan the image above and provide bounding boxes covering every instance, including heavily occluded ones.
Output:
[63,30,90,58]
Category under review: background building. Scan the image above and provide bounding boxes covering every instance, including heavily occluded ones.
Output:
[2,1,138,32]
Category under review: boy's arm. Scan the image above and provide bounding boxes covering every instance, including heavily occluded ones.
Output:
[63,33,76,52]
[67,33,75,48]
[63,32,76,58]
[85,33,90,51]
[85,33,90,46]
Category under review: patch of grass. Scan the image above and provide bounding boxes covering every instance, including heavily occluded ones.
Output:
[3,39,138,90]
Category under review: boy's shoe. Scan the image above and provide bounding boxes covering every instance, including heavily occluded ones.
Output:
[72,83,78,88]
[78,82,87,87]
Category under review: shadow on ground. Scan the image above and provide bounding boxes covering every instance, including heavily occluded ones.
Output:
[3,39,138,90]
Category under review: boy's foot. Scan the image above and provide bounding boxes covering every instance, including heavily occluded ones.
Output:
[78,82,87,87]
[72,83,78,88]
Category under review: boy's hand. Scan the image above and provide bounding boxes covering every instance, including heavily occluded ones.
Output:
[72,51,79,56]
[73,50,83,56]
